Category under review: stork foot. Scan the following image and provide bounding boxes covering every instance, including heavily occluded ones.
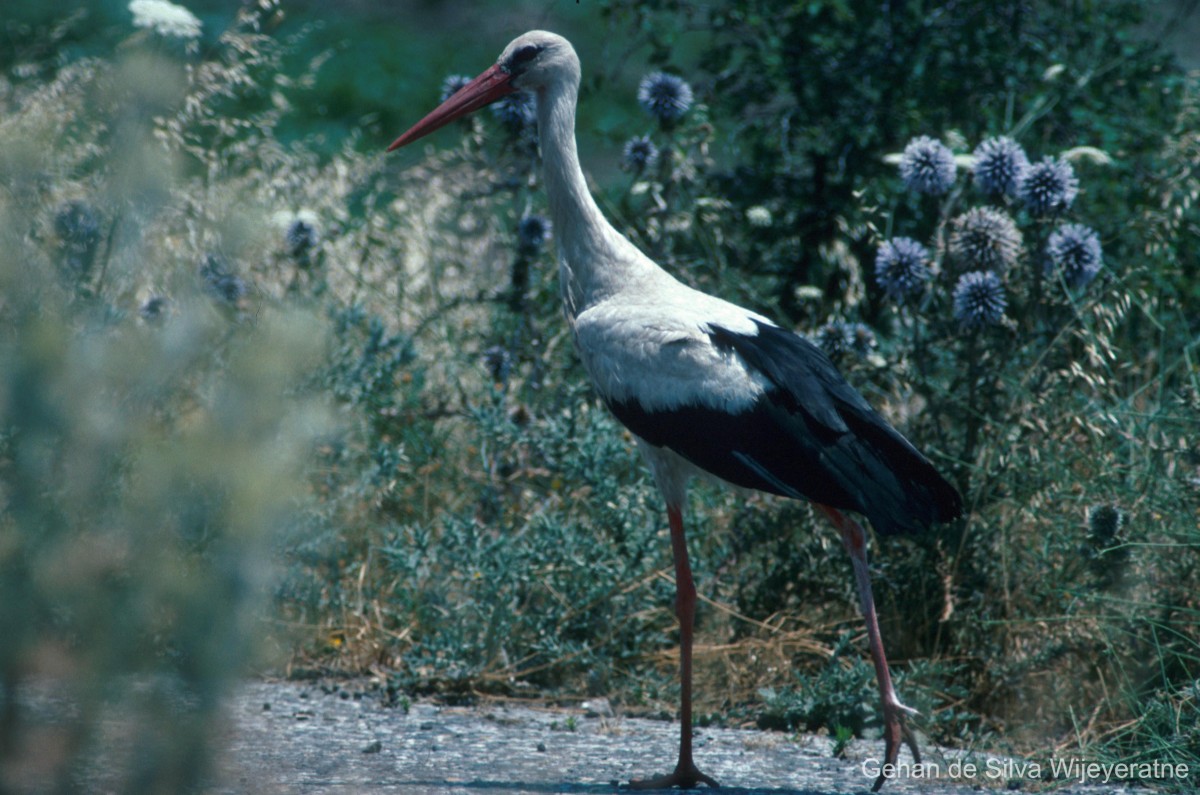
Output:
[627,761,719,790]
[872,697,921,792]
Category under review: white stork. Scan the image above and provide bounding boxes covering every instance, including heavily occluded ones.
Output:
[389,31,963,791]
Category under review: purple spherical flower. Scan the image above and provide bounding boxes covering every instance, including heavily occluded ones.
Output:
[950,207,1023,272]
[875,237,932,302]
[286,217,319,260]
[1088,503,1125,543]
[517,214,552,253]
[815,321,855,360]
[139,295,168,323]
[490,91,536,132]
[1018,156,1079,216]
[899,136,957,195]
[622,135,659,172]
[1047,223,1103,288]
[199,253,247,305]
[482,345,512,383]
[847,322,877,356]
[972,136,1029,197]
[54,199,102,277]
[637,72,694,124]
[953,270,1007,328]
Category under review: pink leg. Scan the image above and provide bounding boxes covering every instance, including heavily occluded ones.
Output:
[817,504,920,791]
[629,504,719,789]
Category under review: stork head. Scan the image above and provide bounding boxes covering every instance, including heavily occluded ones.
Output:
[387,31,577,151]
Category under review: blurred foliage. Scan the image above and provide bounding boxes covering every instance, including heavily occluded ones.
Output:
[1,0,1198,790]
[0,4,334,791]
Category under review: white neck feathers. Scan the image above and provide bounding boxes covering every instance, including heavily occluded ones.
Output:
[534,70,666,318]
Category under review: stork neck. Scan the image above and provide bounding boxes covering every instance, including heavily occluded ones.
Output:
[536,80,652,314]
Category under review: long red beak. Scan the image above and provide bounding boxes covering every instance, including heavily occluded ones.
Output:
[387,63,518,151]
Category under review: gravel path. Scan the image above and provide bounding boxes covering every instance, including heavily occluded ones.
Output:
[212,680,1147,794]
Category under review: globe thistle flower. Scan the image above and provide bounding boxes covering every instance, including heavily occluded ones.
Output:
[1087,504,1126,546]
[482,345,512,384]
[874,237,932,302]
[129,0,202,39]
[490,92,536,133]
[54,200,102,278]
[1085,503,1129,586]
[517,215,551,254]
[199,253,246,306]
[440,74,473,103]
[972,136,1029,197]
[1047,223,1103,288]
[1018,156,1078,216]
[950,207,1023,272]
[899,136,956,195]
[637,72,694,124]
[622,135,659,172]
[139,295,168,323]
[953,271,1007,328]
[285,213,320,261]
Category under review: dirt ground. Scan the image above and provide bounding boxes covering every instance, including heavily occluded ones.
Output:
[207,680,1145,795]
[4,676,1159,794]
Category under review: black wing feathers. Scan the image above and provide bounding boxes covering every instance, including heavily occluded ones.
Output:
[608,320,962,536]
[710,321,962,534]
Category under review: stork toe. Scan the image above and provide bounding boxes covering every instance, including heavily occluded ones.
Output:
[872,702,921,792]
[627,762,720,790]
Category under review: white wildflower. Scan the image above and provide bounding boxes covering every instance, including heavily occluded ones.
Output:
[1043,63,1066,82]
[1061,145,1114,166]
[746,206,773,227]
[130,0,202,40]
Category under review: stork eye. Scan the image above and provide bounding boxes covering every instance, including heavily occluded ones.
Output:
[510,45,541,69]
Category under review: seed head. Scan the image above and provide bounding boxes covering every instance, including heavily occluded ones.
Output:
[874,237,932,302]
[899,136,956,195]
[972,136,1029,197]
[1018,156,1079,216]
[637,72,694,124]
[1047,223,1103,288]
[950,207,1023,272]
[952,270,1007,328]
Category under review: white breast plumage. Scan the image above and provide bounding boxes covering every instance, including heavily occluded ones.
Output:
[572,286,774,414]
